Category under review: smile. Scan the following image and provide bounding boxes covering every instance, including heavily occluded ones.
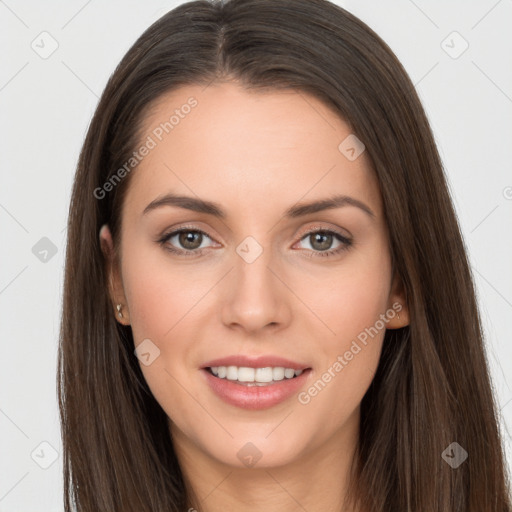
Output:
[208,365,303,386]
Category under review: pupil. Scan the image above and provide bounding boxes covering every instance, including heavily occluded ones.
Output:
[180,231,201,250]
[311,232,332,251]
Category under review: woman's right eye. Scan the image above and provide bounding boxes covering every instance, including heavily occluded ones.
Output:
[158,228,216,256]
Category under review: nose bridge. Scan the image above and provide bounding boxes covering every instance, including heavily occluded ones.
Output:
[220,235,290,331]
[235,244,274,295]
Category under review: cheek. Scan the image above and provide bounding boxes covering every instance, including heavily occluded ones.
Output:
[121,250,205,434]
[121,245,207,342]
[120,246,212,409]
[296,239,392,343]
[291,242,390,422]
[294,291,388,441]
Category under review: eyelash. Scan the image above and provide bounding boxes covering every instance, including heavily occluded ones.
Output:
[157,225,353,259]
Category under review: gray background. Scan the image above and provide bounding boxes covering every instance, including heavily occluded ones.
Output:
[1,0,511,510]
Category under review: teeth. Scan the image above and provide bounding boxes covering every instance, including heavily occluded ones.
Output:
[209,366,305,383]
[273,367,285,381]
[226,366,238,380]
[284,368,295,379]
[238,367,255,382]
[255,367,273,382]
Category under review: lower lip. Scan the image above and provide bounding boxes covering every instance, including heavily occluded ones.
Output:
[201,368,311,410]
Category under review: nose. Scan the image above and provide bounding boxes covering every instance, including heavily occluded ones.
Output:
[220,246,292,334]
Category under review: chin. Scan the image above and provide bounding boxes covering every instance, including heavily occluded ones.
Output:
[199,429,312,470]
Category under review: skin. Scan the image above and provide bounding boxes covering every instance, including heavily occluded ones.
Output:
[100,81,409,512]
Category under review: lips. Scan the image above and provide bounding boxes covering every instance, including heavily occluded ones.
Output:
[200,354,312,410]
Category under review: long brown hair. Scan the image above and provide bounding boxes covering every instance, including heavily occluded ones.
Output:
[58,0,511,510]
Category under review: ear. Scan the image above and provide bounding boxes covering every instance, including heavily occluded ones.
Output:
[99,224,131,325]
[385,270,409,329]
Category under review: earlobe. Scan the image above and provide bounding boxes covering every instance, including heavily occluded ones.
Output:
[99,224,131,325]
[386,300,409,329]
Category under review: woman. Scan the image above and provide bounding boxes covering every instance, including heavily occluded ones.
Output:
[58,0,512,510]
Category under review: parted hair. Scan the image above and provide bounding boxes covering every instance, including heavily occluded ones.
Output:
[58,0,511,510]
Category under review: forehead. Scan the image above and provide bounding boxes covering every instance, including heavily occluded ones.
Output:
[123,81,381,219]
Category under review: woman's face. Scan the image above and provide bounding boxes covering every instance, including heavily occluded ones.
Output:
[101,81,407,469]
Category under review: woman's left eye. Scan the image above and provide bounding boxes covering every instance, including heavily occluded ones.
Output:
[158,227,352,258]
[295,229,352,258]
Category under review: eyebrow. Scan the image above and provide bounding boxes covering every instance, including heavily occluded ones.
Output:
[142,193,375,219]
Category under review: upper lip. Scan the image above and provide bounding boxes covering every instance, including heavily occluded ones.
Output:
[201,355,310,371]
